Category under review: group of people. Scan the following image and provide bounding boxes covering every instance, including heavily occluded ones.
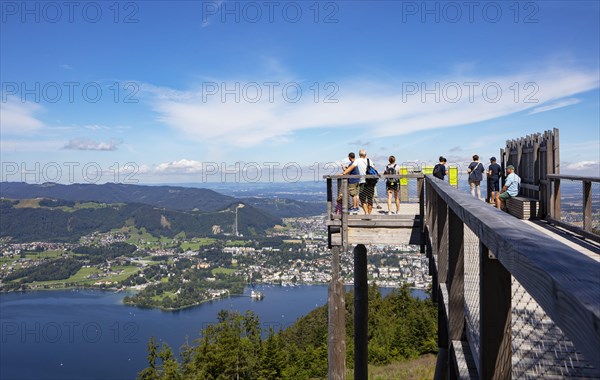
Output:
[340,150,386,215]
[431,154,521,210]
[340,151,522,214]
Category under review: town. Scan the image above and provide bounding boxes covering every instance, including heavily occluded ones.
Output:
[0,216,431,309]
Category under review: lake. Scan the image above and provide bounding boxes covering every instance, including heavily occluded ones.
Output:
[0,285,427,380]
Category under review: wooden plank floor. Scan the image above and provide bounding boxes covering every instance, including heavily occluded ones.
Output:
[523,220,600,262]
[345,201,420,217]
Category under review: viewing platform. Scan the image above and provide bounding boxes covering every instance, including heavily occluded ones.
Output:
[324,129,600,380]
[324,174,424,247]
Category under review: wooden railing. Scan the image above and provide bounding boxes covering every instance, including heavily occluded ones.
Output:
[547,174,600,242]
[426,175,600,379]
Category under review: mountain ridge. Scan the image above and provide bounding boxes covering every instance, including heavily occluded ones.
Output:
[0,182,325,217]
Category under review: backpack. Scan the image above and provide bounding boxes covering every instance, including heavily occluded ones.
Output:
[385,164,398,186]
[366,159,379,186]
[433,164,444,180]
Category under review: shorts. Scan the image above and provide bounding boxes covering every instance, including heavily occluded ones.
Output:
[386,181,399,192]
[348,183,359,197]
[489,179,500,192]
[499,191,512,200]
[359,183,375,205]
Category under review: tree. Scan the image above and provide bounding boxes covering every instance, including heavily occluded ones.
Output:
[137,337,159,380]
[158,343,181,380]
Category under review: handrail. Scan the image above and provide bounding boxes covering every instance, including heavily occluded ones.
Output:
[546,174,598,237]
[426,174,600,371]
[323,174,425,179]
[548,174,600,183]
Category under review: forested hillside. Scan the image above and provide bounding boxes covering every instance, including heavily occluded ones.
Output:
[137,284,437,379]
[0,199,280,242]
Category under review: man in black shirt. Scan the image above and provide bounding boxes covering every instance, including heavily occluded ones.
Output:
[433,156,448,180]
[467,155,485,200]
[487,157,501,204]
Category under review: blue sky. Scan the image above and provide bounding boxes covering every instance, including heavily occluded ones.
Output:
[1,0,599,184]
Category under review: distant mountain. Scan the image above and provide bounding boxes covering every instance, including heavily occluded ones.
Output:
[0,182,325,217]
[0,182,234,212]
[239,197,324,218]
[0,198,280,243]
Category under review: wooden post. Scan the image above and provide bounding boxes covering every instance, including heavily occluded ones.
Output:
[532,137,540,201]
[552,178,561,221]
[430,191,439,302]
[583,181,592,233]
[354,244,368,380]
[436,197,449,380]
[328,246,346,380]
[437,197,448,284]
[480,243,512,379]
[447,207,464,341]
[341,179,349,250]
[419,177,425,253]
[327,178,333,219]
[545,131,553,218]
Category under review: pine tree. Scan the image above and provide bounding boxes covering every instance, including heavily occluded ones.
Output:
[158,343,181,380]
[137,337,159,380]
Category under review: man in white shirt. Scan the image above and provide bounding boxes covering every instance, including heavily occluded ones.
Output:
[495,165,521,210]
[356,149,376,214]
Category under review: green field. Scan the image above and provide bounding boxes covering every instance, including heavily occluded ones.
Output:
[25,250,65,259]
[180,238,217,251]
[122,227,159,244]
[28,265,139,287]
[211,267,236,276]
[225,240,249,247]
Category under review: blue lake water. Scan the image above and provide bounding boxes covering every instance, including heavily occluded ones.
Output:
[0,285,427,380]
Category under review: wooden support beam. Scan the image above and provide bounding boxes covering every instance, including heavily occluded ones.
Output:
[437,197,448,284]
[447,207,465,342]
[328,246,346,380]
[327,178,333,219]
[419,177,425,253]
[341,179,349,250]
[552,178,561,220]
[354,244,368,380]
[480,243,512,380]
[583,181,592,233]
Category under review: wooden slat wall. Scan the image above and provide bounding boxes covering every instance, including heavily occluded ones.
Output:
[503,129,559,218]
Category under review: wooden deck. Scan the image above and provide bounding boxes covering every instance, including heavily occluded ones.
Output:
[327,203,422,246]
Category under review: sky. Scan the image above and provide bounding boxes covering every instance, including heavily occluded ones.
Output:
[1,0,599,184]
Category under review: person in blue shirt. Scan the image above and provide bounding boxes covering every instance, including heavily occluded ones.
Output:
[467,155,485,200]
[495,165,521,210]
[341,152,360,212]
[487,157,502,204]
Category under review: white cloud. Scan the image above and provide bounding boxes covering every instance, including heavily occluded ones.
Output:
[63,138,122,151]
[529,98,581,114]
[563,160,599,173]
[82,124,132,132]
[60,64,73,70]
[144,66,599,148]
[0,101,45,135]
[155,159,204,173]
